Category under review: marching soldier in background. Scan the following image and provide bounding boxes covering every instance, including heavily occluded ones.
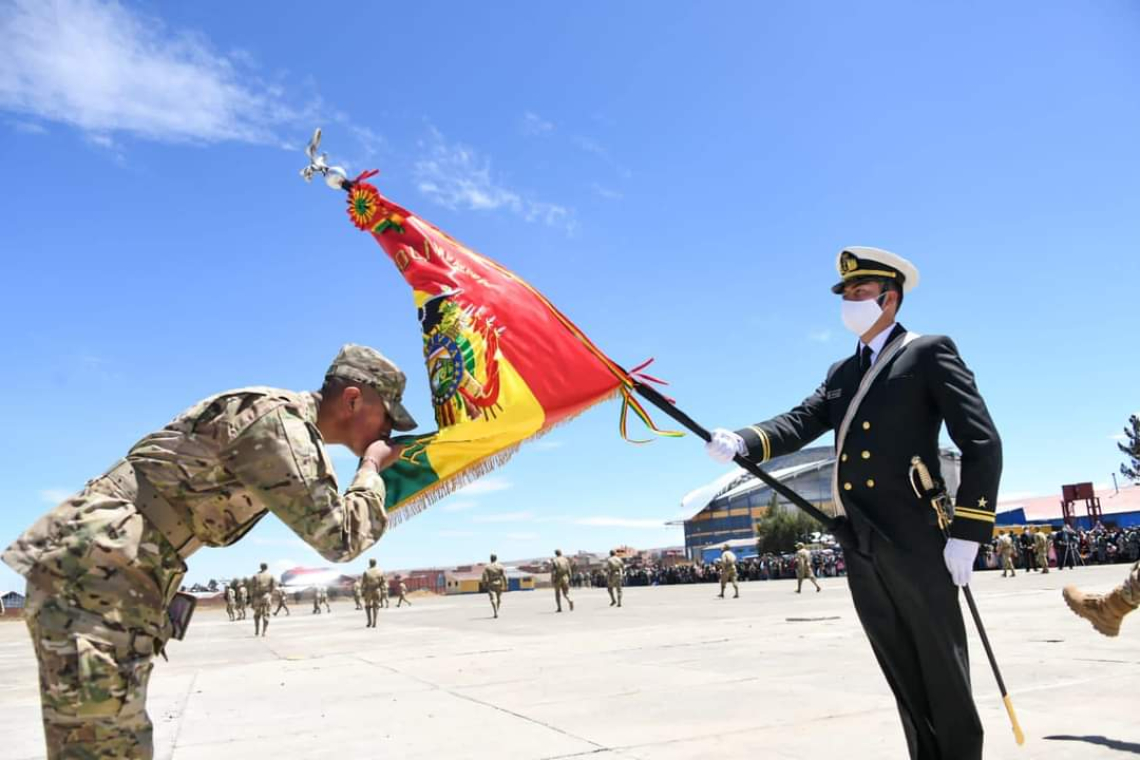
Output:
[2,344,413,759]
[237,582,249,620]
[362,558,385,628]
[352,579,364,610]
[1063,562,1140,637]
[998,532,1016,577]
[717,545,739,599]
[795,543,821,593]
[707,247,1001,760]
[552,549,575,612]
[272,586,290,616]
[225,584,236,621]
[482,554,508,618]
[605,549,624,607]
[1034,527,1050,574]
[319,586,332,613]
[380,569,391,608]
[251,562,276,637]
[396,578,411,607]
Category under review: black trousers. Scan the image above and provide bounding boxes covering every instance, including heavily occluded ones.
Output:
[845,531,983,760]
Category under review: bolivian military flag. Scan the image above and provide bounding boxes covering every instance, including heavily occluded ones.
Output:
[342,172,678,523]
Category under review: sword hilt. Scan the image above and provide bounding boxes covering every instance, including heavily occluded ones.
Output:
[910,455,950,531]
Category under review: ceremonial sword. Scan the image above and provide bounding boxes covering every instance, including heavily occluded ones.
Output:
[908,456,1026,747]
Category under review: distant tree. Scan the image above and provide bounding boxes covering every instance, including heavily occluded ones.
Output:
[1120,414,1140,482]
[755,496,822,554]
[207,579,218,592]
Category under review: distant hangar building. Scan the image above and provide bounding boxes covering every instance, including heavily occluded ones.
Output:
[675,445,961,560]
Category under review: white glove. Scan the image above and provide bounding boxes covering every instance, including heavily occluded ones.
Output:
[943,538,979,587]
[705,428,746,464]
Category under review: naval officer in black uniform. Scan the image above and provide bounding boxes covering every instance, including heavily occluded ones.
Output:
[707,247,1001,760]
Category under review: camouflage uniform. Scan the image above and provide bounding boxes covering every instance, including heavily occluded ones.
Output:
[718,549,739,598]
[251,567,276,637]
[237,584,249,620]
[352,580,363,610]
[272,587,290,616]
[795,546,821,593]
[362,563,385,627]
[396,581,411,607]
[604,554,624,607]
[1034,529,1050,573]
[552,553,574,612]
[224,586,236,621]
[379,572,390,608]
[313,586,331,614]
[998,533,1016,577]
[481,559,507,618]
[1063,561,1140,637]
[3,345,410,760]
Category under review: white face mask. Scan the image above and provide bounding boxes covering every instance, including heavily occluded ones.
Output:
[841,294,885,336]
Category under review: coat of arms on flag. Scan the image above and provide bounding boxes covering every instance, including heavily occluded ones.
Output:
[303,130,678,524]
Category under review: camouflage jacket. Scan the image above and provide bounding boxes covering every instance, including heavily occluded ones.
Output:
[251,570,277,599]
[362,566,385,592]
[482,562,507,590]
[552,556,573,581]
[3,387,387,625]
[795,549,812,573]
[604,556,624,579]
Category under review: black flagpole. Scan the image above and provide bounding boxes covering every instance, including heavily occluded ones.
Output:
[631,382,838,530]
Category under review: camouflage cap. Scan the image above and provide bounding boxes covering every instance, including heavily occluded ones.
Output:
[325,344,417,431]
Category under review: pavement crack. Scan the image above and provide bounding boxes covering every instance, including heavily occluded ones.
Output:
[165,669,199,760]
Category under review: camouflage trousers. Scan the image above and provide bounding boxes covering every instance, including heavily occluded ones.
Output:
[1123,561,1140,605]
[25,583,162,760]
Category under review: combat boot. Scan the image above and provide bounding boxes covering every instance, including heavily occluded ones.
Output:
[1063,585,1138,637]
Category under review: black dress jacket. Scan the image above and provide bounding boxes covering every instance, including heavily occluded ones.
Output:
[736,324,1002,546]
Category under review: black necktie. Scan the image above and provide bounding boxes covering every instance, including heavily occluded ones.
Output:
[858,345,873,378]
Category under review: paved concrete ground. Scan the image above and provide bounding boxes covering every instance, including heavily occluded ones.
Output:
[1,564,1138,759]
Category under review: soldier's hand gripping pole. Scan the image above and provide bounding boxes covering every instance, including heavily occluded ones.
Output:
[909,457,1026,747]
[631,382,838,530]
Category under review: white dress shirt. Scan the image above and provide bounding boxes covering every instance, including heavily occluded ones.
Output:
[860,322,898,366]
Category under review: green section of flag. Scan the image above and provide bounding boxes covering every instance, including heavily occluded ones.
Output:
[380,434,440,509]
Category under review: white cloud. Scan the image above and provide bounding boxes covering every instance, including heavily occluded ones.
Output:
[472,511,534,524]
[808,330,833,343]
[457,476,513,496]
[0,0,380,161]
[39,488,73,504]
[1109,433,1127,441]
[573,136,608,158]
[531,440,564,451]
[414,126,576,231]
[441,500,480,513]
[0,0,311,146]
[505,532,539,541]
[591,183,623,201]
[521,111,553,136]
[573,516,668,529]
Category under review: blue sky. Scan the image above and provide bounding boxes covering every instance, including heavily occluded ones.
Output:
[2,0,1139,592]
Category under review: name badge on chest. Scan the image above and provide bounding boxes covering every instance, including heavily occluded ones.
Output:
[826,389,843,400]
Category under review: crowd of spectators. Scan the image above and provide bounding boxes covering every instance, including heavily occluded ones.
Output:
[570,547,847,588]
[980,523,1140,571]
